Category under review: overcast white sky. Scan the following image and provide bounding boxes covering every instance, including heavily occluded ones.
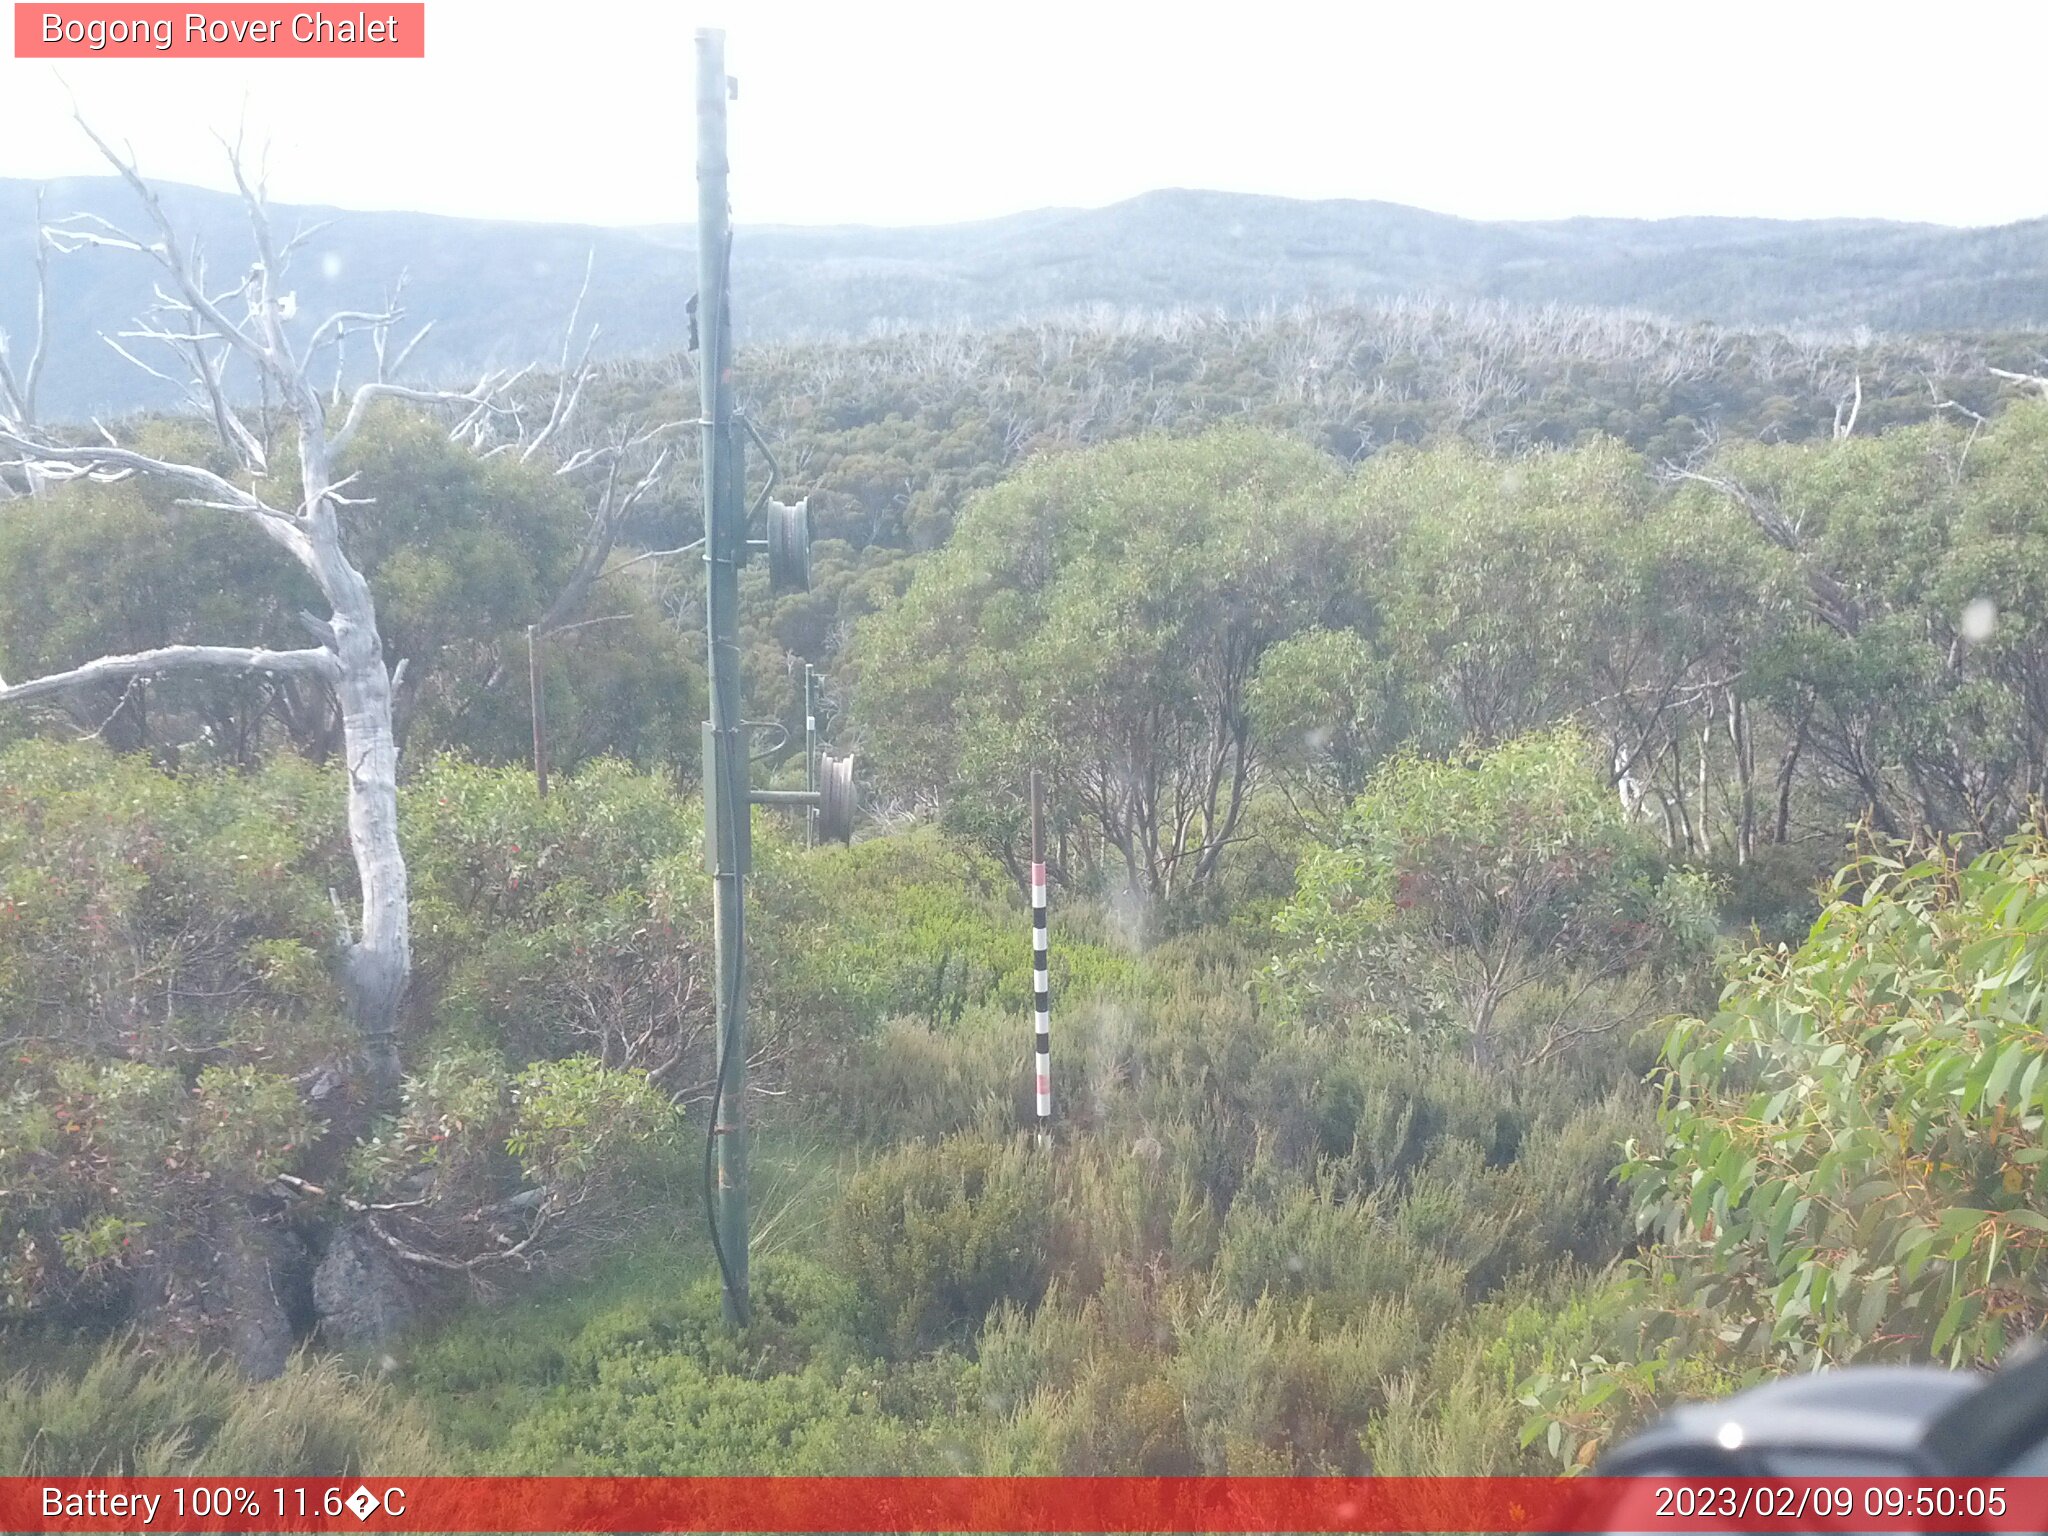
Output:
[2,0,2043,229]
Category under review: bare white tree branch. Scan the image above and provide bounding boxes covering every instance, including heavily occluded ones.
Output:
[0,191,52,435]
[0,643,338,704]
[328,371,523,459]
[519,249,599,464]
[1990,366,2048,399]
[535,438,678,634]
[602,536,704,581]
[0,428,309,558]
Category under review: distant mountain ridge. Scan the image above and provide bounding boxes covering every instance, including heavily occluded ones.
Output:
[4,179,2046,418]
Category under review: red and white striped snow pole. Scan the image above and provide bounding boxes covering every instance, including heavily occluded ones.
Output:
[1030,769,1051,1143]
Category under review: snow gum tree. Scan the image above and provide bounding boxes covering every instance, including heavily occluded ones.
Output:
[0,127,542,1104]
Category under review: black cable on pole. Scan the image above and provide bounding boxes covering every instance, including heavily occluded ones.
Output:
[699,224,747,1323]
[702,755,744,1316]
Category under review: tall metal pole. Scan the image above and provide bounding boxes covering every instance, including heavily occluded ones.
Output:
[696,26,750,1326]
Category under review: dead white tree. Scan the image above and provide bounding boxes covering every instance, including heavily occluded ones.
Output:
[0,190,51,496]
[507,414,684,793]
[1833,371,1862,439]
[540,417,684,628]
[0,123,527,1103]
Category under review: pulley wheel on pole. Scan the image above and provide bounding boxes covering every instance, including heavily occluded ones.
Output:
[767,496,811,594]
[816,750,855,844]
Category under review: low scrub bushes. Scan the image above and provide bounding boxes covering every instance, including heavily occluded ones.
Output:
[837,1135,1053,1356]
[0,1341,446,1475]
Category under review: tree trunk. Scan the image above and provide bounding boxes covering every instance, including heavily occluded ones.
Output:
[216,1203,302,1381]
[1774,704,1810,845]
[302,436,410,1104]
[1730,690,1756,866]
[255,244,414,1098]
[313,1221,421,1347]
[333,613,408,1101]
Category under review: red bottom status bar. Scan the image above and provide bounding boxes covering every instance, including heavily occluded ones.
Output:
[7,1476,2048,1533]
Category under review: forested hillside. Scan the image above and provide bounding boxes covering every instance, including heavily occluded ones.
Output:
[8,174,2048,416]
[7,219,2048,1478]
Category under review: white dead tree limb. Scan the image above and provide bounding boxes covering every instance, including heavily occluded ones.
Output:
[1832,371,1861,439]
[1924,375,1988,484]
[496,302,685,790]
[0,642,338,704]
[1990,365,2048,399]
[518,251,599,467]
[469,255,690,635]
[600,533,704,581]
[1659,460,1863,640]
[538,418,685,634]
[0,191,52,496]
[0,118,530,1104]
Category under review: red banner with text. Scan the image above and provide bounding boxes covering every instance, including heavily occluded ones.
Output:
[6,1476,2048,1533]
[13,4,423,58]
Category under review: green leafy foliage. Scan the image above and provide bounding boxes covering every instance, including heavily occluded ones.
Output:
[0,741,343,1318]
[1700,410,2048,843]
[1274,728,1717,1064]
[0,408,699,772]
[0,433,310,761]
[855,427,1366,915]
[1248,626,1395,817]
[343,1047,684,1261]
[751,826,1139,1123]
[18,312,2048,1478]
[1630,830,2048,1370]
[408,1254,957,1474]
[0,747,704,1340]
[1511,829,2048,1471]
[403,755,711,1070]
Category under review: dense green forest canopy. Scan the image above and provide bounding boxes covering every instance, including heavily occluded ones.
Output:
[5,295,2048,1478]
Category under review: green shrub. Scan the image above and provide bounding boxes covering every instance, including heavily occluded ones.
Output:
[1365,1276,1665,1475]
[403,756,712,1073]
[1171,1286,1429,1473]
[969,1266,1427,1476]
[1474,1091,1652,1287]
[969,1273,1197,1475]
[1367,1364,1529,1476]
[0,1341,446,1475]
[493,1349,899,1474]
[1273,727,1717,1067]
[753,826,1138,1056]
[1213,1177,1464,1335]
[0,742,344,1326]
[1047,1137,1218,1294]
[837,1135,1053,1355]
[1169,1292,1291,1472]
[831,1008,1022,1144]
[0,741,345,1066]
[556,1256,864,1383]
[1267,1037,1521,1192]
[340,1048,687,1281]
[406,1255,958,1475]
